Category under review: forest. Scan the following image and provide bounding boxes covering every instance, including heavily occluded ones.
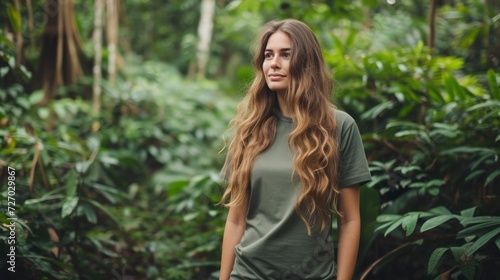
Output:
[0,0,499,279]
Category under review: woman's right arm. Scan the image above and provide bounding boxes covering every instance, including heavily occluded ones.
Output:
[219,196,248,280]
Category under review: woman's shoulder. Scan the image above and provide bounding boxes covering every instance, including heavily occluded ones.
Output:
[333,108,357,128]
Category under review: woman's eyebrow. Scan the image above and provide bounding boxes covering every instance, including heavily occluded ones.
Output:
[264,48,291,52]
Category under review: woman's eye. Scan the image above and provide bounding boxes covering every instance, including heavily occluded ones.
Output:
[282,52,291,58]
[264,53,273,58]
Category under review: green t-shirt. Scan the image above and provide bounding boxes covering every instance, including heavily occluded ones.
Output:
[230,108,371,280]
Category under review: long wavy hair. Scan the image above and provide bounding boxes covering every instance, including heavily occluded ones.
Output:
[220,19,340,235]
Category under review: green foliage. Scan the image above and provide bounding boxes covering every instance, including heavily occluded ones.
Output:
[375,208,500,279]
[2,0,500,279]
[315,1,500,278]
[327,18,498,280]
[0,58,235,279]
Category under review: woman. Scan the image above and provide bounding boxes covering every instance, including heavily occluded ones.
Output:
[219,19,371,280]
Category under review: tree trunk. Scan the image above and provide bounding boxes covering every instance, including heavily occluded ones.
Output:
[35,0,84,106]
[26,0,35,45]
[13,0,22,69]
[106,0,118,84]
[194,0,215,78]
[428,0,437,54]
[93,0,104,118]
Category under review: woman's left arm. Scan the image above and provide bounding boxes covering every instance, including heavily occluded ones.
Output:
[336,185,361,280]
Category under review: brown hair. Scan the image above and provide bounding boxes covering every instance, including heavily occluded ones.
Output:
[220,19,340,235]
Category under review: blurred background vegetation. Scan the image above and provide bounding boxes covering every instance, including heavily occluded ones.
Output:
[0,0,499,279]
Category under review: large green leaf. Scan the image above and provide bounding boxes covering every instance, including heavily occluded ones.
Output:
[386,121,424,130]
[87,199,120,225]
[90,183,129,204]
[421,215,457,232]
[402,213,419,236]
[469,227,500,254]
[360,101,394,120]
[461,216,500,226]
[461,264,476,280]
[78,203,97,224]
[384,217,404,237]
[61,196,79,218]
[457,220,500,240]
[460,207,476,218]
[470,154,495,171]
[65,169,79,197]
[6,4,21,33]
[487,69,500,100]
[374,221,393,232]
[24,194,65,205]
[465,170,485,181]
[428,247,449,275]
[376,214,402,223]
[485,170,500,186]
[450,245,467,262]
[440,146,497,156]
[429,206,452,215]
[466,100,500,111]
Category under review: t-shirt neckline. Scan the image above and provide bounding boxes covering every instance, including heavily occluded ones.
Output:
[272,107,293,123]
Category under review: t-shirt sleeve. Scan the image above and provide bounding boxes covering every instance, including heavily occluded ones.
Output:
[337,112,372,188]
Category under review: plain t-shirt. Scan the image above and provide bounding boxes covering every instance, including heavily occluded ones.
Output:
[229,108,371,280]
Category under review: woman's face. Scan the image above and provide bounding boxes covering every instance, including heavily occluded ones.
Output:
[263,31,291,95]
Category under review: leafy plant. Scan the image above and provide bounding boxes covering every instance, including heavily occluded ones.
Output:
[1,59,236,279]
[373,207,500,279]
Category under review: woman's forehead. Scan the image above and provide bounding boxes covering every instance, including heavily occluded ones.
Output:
[265,31,292,50]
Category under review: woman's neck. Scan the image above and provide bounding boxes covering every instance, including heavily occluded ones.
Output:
[276,92,294,118]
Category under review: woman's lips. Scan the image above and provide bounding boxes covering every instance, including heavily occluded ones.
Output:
[268,74,285,81]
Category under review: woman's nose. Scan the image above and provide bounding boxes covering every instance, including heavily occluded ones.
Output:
[270,57,280,69]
